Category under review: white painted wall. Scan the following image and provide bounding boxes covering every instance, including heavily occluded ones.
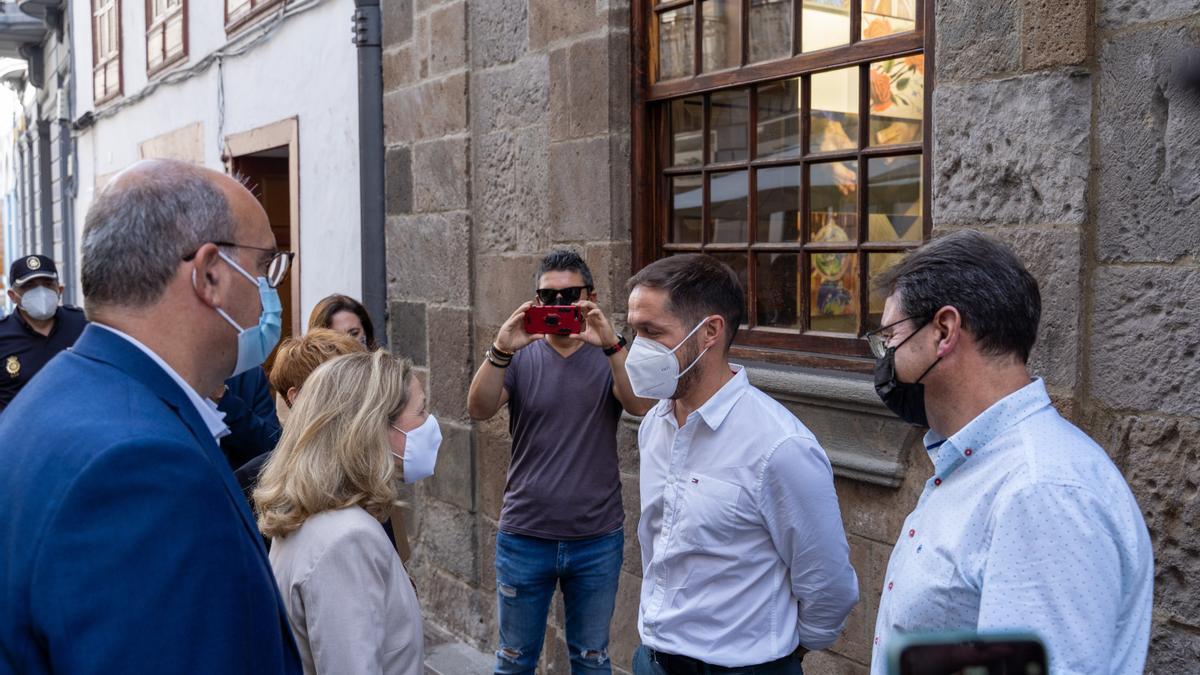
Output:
[70,0,362,322]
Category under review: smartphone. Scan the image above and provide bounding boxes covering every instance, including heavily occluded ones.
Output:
[888,631,1047,675]
[524,305,584,335]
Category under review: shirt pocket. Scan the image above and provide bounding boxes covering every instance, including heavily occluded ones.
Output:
[677,474,744,549]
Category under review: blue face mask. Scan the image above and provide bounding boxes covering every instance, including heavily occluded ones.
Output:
[211,250,283,378]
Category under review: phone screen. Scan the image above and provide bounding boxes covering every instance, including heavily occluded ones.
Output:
[898,640,1046,675]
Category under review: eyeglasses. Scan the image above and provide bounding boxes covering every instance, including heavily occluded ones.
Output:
[183,241,294,288]
[864,316,928,359]
[535,286,591,306]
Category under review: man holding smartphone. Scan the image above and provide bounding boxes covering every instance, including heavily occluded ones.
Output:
[468,248,654,674]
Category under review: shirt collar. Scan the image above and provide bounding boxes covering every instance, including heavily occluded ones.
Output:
[654,364,750,431]
[923,377,1051,479]
[93,324,230,441]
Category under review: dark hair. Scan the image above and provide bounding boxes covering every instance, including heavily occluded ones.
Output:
[534,248,594,290]
[872,229,1041,363]
[627,254,745,349]
[308,294,377,350]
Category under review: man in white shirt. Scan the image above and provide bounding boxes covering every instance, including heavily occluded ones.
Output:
[625,254,859,674]
[866,230,1154,674]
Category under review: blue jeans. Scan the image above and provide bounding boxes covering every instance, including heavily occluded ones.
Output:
[494,528,624,674]
[632,645,805,675]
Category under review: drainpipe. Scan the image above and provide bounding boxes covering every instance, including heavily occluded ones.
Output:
[352,0,387,346]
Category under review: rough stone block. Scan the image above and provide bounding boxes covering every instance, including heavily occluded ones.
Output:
[1097,24,1200,262]
[1104,415,1200,625]
[549,46,571,141]
[473,253,543,325]
[549,137,613,241]
[529,0,600,49]
[580,240,633,311]
[414,565,496,646]
[835,453,926,546]
[608,30,633,134]
[608,570,644,671]
[428,1,467,76]
[935,0,1020,82]
[425,422,474,510]
[541,623,569,671]
[1022,0,1090,70]
[383,45,418,92]
[1145,616,1200,674]
[385,146,412,217]
[382,0,413,46]
[383,73,468,145]
[388,300,427,365]
[1099,0,1200,28]
[620,473,642,577]
[1090,266,1200,417]
[477,515,499,593]
[469,0,527,68]
[471,56,550,135]
[803,650,870,674]
[477,423,512,522]
[428,306,474,422]
[473,127,550,254]
[413,136,469,213]
[417,496,478,583]
[933,72,1090,227]
[568,36,611,138]
[616,415,640,477]
[608,133,633,238]
[986,226,1082,390]
[386,211,470,305]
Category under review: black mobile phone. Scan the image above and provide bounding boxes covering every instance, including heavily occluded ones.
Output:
[889,631,1047,675]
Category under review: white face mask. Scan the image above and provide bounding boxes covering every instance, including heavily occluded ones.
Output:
[18,286,59,321]
[624,317,712,400]
[391,414,443,483]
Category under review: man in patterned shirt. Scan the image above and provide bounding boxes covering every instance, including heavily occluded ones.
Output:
[866,230,1153,675]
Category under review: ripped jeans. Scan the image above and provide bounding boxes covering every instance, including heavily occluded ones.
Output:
[494,528,624,674]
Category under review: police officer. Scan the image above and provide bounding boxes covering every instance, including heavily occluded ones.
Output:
[0,255,87,412]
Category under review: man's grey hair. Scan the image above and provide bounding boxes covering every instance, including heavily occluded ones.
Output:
[81,162,237,308]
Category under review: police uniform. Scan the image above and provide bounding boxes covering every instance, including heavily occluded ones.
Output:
[0,255,88,412]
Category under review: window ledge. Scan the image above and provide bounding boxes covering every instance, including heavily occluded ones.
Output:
[621,362,920,488]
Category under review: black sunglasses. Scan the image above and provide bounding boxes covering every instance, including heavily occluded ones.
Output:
[535,286,592,305]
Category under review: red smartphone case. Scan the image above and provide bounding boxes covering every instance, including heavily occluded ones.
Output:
[524,306,583,335]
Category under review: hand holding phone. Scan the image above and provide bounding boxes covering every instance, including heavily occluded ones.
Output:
[524,305,584,336]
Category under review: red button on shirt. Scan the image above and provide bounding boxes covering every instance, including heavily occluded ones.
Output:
[908,529,916,538]
[887,581,894,591]
[934,478,942,486]
[964,448,974,456]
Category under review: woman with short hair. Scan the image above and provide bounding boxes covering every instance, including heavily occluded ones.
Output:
[255,350,441,675]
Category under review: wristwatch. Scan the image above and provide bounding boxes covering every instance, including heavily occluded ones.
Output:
[603,334,627,356]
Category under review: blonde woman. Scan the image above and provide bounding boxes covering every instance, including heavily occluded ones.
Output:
[254,351,442,675]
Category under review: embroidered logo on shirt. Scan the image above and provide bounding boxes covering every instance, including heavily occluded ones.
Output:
[5,355,18,379]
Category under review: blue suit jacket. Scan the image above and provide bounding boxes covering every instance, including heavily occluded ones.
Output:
[0,326,302,674]
[219,366,282,469]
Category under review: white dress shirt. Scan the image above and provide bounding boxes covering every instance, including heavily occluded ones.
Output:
[637,365,859,667]
[870,379,1154,675]
[93,323,229,440]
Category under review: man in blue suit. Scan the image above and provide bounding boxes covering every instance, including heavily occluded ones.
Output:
[0,159,302,673]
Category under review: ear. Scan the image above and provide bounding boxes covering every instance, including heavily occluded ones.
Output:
[931,305,962,358]
[7,288,19,305]
[189,243,227,308]
[56,284,65,296]
[286,387,298,407]
[701,314,726,351]
[588,289,598,302]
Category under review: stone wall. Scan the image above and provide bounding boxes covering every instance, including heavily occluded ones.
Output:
[382,1,1200,673]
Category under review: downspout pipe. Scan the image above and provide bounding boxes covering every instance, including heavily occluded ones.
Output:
[353,0,387,346]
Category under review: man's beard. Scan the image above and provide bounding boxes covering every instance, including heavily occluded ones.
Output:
[669,336,705,401]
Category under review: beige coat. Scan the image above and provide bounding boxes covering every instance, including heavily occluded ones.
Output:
[269,506,423,675]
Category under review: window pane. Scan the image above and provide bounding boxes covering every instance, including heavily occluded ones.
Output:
[671,97,704,167]
[867,252,907,327]
[867,155,922,242]
[869,55,924,146]
[756,253,799,328]
[166,15,185,57]
[710,253,750,322]
[809,160,858,242]
[810,66,859,152]
[863,0,918,40]
[147,34,163,69]
[756,78,800,160]
[671,175,703,244]
[658,6,695,81]
[810,252,858,333]
[710,170,748,243]
[701,0,742,72]
[756,165,801,243]
[802,0,850,52]
[748,0,791,64]
[710,88,749,162]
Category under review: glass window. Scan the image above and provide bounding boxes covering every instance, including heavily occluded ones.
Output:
[92,0,122,104]
[147,0,187,77]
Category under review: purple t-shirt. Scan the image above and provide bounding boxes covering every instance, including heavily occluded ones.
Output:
[500,339,624,540]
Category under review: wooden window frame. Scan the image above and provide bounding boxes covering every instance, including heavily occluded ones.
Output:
[632,0,934,372]
[92,0,124,106]
[225,0,285,36]
[145,0,189,78]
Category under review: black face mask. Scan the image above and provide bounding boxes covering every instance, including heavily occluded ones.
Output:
[873,322,940,427]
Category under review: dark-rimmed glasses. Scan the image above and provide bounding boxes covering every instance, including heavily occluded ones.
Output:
[183,241,294,288]
[535,286,591,306]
